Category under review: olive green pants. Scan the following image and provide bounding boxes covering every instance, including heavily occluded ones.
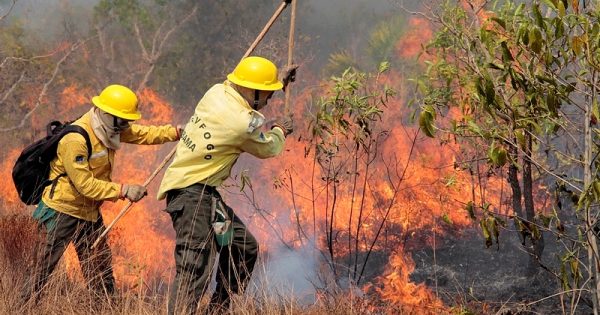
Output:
[27,202,115,300]
[166,184,258,315]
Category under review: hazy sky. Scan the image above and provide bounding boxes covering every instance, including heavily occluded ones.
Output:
[3,0,399,45]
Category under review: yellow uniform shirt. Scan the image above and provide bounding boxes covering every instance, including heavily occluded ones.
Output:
[157,82,286,200]
[41,111,179,221]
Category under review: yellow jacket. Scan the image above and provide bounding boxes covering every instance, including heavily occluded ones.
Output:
[42,111,179,221]
[157,82,286,200]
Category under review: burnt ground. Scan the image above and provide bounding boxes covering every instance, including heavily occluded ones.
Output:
[410,227,592,314]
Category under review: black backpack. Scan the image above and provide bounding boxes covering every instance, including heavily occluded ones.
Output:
[12,121,92,205]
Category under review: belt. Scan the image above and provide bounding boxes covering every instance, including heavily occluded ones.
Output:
[187,182,218,195]
[166,183,218,203]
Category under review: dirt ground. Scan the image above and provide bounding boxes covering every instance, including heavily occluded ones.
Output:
[410,226,591,314]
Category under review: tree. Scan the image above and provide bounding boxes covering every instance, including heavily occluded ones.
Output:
[411,0,600,312]
[307,64,398,284]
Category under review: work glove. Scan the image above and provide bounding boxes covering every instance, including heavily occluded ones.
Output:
[281,64,298,91]
[271,115,294,137]
[176,124,186,139]
[122,184,147,202]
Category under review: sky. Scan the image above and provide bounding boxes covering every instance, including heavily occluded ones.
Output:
[3,0,401,56]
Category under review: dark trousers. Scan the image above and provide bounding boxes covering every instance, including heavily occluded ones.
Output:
[166,184,258,315]
[27,207,115,300]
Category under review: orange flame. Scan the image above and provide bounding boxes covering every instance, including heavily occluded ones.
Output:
[0,17,514,311]
[396,18,433,59]
[0,150,22,210]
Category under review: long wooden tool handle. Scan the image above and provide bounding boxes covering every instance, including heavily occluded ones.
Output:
[91,146,177,249]
[284,0,297,114]
[92,201,133,249]
[242,1,289,60]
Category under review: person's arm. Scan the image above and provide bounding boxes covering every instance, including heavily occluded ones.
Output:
[120,124,179,144]
[58,134,122,201]
[239,127,286,159]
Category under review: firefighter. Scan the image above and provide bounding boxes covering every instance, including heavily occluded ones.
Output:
[26,84,181,301]
[158,56,295,314]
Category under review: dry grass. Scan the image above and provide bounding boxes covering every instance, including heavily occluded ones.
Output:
[0,213,383,315]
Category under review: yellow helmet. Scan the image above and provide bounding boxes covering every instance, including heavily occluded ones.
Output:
[91,85,141,120]
[227,56,283,91]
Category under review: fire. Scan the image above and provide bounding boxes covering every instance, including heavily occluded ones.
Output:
[0,14,513,312]
[232,75,494,311]
[396,18,433,59]
[0,149,22,210]
[375,250,446,313]
[226,16,510,312]
[59,84,93,114]
[138,89,176,124]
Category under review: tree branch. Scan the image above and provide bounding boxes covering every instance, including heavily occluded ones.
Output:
[0,0,17,22]
[0,38,91,132]
[0,70,24,104]
[135,4,198,92]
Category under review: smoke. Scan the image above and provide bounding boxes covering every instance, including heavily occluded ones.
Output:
[250,242,320,305]
[2,0,94,45]
[2,0,408,64]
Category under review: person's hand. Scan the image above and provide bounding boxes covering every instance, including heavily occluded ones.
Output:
[122,184,147,202]
[281,64,298,89]
[176,124,186,139]
[272,116,294,137]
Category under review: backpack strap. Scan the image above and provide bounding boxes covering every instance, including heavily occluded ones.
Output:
[46,121,63,136]
[63,125,92,158]
[48,125,92,199]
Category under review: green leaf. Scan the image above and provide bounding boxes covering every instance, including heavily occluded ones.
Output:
[557,0,566,17]
[488,145,507,167]
[515,3,525,17]
[442,213,454,225]
[467,120,484,137]
[572,35,584,56]
[560,260,570,290]
[488,216,500,246]
[521,25,530,45]
[593,181,600,200]
[444,174,457,187]
[487,62,505,70]
[419,110,436,137]
[485,78,495,106]
[490,17,506,29]
[378,61,390,74]
[480,219,492,248]
[592,23,600,39]
[501,41,514,62]
[533,4,545,29]
[514,217,528,244]
[546,93,559,117]
[555,17,564,38]
[466,201,476,220]
[531,224,541,240]
[475,77,485,96]
[541,0,558,10]
[529,26,543,54]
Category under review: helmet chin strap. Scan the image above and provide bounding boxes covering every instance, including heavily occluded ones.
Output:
[113,115,118,132]
[253,90,260,110]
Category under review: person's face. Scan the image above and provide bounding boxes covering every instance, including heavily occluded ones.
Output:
[254,90,275,111]
[99,110,132,133]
